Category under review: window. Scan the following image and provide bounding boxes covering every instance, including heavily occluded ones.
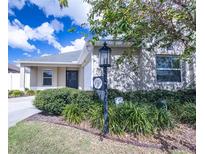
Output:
[156,55,181,82]
[43,70,52,86]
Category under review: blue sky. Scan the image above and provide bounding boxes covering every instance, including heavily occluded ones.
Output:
[8,0,91,63]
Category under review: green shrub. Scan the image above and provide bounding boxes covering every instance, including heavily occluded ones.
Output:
[34,87,195,135]
[9,90,24,97]
[168,101,196,125]
[87,103,104,129]
[108,89,124,102]
[179,103,196,125]
[33,88,93,115]
[119,89,196,104]
[117,103,154,135]
[8,90,13,96]
[25,90,35,96]
[35,90,41,95]
[87,102,174,135]
[155,109,174,129]
[93,89,195,105]
[62,104,85,124]
[34,88,72,115]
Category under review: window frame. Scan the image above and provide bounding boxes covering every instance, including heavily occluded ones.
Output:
[156,54,182,83]
[42,69,53,86]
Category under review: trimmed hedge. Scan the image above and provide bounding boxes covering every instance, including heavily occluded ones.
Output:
[33,88,92,115]
[107,89,196,104]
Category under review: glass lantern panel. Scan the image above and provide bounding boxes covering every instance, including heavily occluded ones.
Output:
[100,52,108,65]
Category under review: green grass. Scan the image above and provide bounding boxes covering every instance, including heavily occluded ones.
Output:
[9,121,190,154]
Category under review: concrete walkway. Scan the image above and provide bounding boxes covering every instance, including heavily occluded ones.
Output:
[8,96,41,128]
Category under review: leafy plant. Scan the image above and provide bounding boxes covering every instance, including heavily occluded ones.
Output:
[87,103,104,129]
[25,90,35,96]
[116,103,154,135]
[62,104,85,124]
[34,88,74,115]
[9,90,24,97]
[33,88,94,115]
[155,109,174,129]
[179,103,196,125]
[167,100,196,125]
[87,102,174,135]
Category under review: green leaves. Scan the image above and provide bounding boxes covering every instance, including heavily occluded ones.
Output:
[67,27,76,33]
[87,102,175,135]
[88,0,195,60]
[58,0,68,8]
[58,0,195,60]
[63,104,85,124]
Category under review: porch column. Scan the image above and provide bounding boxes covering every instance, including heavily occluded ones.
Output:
[20,66,25,91]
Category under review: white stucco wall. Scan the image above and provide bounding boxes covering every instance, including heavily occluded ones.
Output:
[83,60,92,90]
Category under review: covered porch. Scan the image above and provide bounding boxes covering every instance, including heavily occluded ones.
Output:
[20,63,84,90]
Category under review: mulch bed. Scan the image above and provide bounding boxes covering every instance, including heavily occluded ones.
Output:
[25,113,196,153]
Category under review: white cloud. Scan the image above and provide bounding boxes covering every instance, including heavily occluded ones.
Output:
[37,49,41,54]
[9,0,26,10]
[8,0,91,26]
[8,0,26,16]
[50,19,64,32]
[23,52,31,57]
[41,53,52,57]
[8,19,63,51]
[61,37,85,53]
[8,20,37,51]
[24,22,62,50]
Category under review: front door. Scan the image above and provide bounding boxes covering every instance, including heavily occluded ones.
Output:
[66,70,78,89]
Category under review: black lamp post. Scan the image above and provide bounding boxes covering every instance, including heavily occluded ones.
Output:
[99,42,111,135]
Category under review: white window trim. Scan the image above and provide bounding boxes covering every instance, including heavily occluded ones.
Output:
[42,69,53,86]
[156,55,182,83]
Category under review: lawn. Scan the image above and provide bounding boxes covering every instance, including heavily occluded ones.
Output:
[8,121,190,154]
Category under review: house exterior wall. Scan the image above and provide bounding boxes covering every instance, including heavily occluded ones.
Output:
[139,48,184,91]
[57,67,66,87]
[92,47,141,91]
[30,66,37,87]
[29,66,83,90]
[92,45,195,91]
[83,60,92,90]
[79,67,84,90]
[20,43,195,92]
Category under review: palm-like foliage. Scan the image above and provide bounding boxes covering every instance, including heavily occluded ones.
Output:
[63,104,85,124]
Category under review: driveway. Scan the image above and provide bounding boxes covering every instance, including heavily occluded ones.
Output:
[8,96,41,128]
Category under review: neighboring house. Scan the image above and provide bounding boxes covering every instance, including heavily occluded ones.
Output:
[8,64,30,90]
[16,40,196,91]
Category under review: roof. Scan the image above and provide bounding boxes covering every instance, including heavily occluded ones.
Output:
[94,40,133,48]
[18,50,82,64]
[8,64,20,73]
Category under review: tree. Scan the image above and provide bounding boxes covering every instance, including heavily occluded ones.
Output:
[59,0,196,60]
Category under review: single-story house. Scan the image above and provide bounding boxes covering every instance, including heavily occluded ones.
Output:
[17,40,196,91]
